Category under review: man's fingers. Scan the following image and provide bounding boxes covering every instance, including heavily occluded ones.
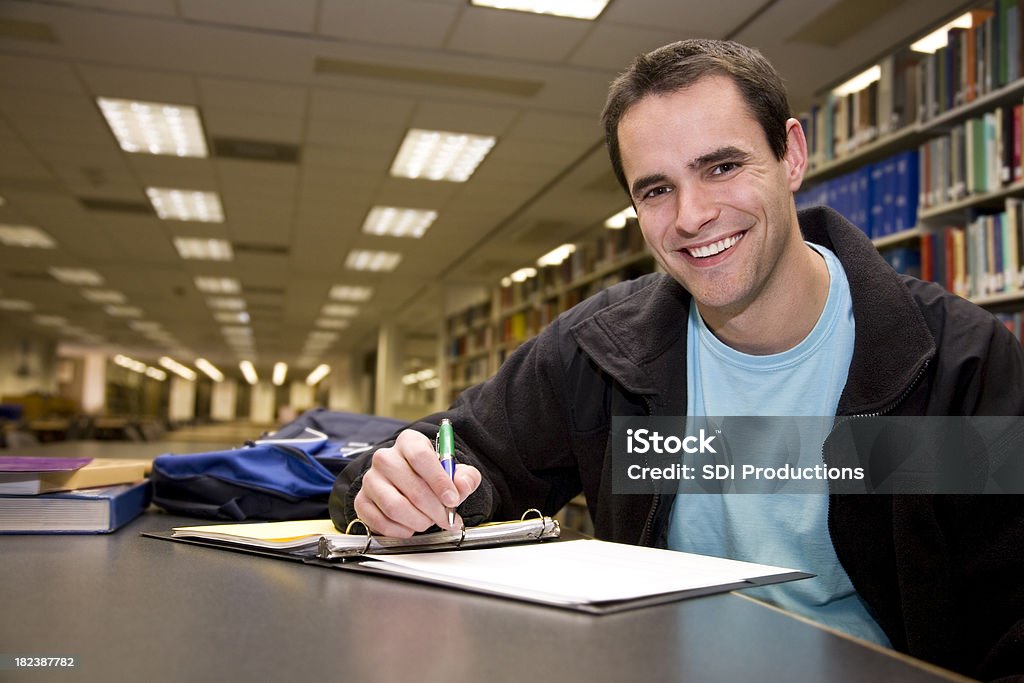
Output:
[353,490,418,538]
[358,463,437,534]
[453,465,481,502]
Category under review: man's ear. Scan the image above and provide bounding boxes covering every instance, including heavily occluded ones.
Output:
[783,118,808,193]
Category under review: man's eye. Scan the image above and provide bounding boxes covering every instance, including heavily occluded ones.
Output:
[711,162,739,176]
[643,186,671,200]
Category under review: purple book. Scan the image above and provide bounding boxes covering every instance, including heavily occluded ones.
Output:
[0,457,92,473]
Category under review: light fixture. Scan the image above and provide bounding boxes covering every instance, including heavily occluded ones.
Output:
[508,267,537,283]
[50,268,104,286]
[832,66,882,97]
[308,331,338,343]
[321,303,359,317]
[305,364,331,386]
[239,360,258,385]
[604,206,637,229]
[206,297,246,310]
[345,250,402,272]
[470,0,609,20]
[272,362,287,386]
[104,305,143,318]
[390,129,496,182]
[194,358,224,382]
[537,244,576,267]
[214,311,250,324]
[147,188,224,222]
[145,367,168,381]
[221,326,253,338]
[315,318,350,330]
[362,206,437,238]
[910,13,974,54]
[158,356,197,381]
[194,277,241,294]
[0,224,56,248]
[173,237,233,261]
[83,289,126,304]
[97,97,208,157]
[329,285,373,302]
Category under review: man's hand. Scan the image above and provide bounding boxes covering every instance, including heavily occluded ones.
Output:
[353,429,482,537]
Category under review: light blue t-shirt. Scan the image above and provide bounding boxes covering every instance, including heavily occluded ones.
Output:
[667,243,891,647]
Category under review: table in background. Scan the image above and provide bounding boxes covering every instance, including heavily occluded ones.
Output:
[0,510,970,683]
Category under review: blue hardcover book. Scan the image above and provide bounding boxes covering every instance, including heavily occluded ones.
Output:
[0,479,151,534]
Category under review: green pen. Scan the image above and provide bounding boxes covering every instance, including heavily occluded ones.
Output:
[437,418,456,528]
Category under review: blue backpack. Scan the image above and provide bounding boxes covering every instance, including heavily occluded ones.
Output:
[151,409,407,521]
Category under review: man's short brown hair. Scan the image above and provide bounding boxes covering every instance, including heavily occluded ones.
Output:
[601,39,791,196]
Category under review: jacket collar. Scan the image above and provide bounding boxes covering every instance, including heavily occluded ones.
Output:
[570,205,936,415]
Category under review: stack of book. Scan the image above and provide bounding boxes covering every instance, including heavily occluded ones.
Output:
[0,456,152,534]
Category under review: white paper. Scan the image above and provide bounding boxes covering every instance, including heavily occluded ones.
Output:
[364,539,802,606]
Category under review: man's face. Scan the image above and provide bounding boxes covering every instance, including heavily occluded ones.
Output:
[617,76,806,318]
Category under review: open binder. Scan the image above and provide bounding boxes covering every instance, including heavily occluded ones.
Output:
[159,510,560,560]
[144,511,811,614]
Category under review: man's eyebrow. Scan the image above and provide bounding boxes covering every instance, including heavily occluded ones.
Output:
[689,146,751,169]
[630,173,668,200]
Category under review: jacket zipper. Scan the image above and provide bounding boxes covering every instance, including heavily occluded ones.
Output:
[638,395,660,546]
[824,358,931,535]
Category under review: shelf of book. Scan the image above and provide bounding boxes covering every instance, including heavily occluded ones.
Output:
[442,221,656,403]
[796,1,1024,345]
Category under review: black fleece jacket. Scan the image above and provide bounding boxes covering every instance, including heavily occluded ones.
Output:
[332,206,1024,680]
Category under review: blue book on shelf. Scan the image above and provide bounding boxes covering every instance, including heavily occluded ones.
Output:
[0,479,151,534]
[894,150,920,233]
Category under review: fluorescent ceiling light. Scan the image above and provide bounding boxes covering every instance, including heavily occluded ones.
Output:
[329,285,373,302]
[207,297,246,310]
[833,66,882,97]
[83,289,126,304]
[195,276,240,294]
[0,300,34,311]
[605,206,637,229]
[97,97,208,157]
[345,249,402,272]
[114,354,148,373]
[362,206,437,238]
[147,188,224,222]
[50,268,104,286]
[104,305,143,318]
[507,267,537,284]
[194,358,224,382]
[272,362,287,386]
[305,364,331,386]
[145,367,167,381]
[214,311,250,324]
[239,360,258,385]
[321,303,359,317]
[390,129,496,182]
[910,13,974,53]
[537,244,576,267]
[159,356,197,381]
[470,0,608,20]
[34,315,66,326]
[173,237,233,261]
[0,224,56,248]
[315,318,350,330]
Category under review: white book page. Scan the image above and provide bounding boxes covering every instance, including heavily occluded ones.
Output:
[365,539,802,605]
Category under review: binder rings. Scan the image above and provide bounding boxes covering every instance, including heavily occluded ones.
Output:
[143,511,812,614]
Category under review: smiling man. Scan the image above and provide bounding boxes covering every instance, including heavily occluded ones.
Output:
[333,39,1024,680]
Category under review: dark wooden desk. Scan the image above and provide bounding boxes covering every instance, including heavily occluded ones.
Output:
[0,508,971,682]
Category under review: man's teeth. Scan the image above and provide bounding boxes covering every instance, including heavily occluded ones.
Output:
[687,233,742,258]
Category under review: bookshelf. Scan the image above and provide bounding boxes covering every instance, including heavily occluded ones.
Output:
[797,0,1024,340]
[442,219,654,405]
